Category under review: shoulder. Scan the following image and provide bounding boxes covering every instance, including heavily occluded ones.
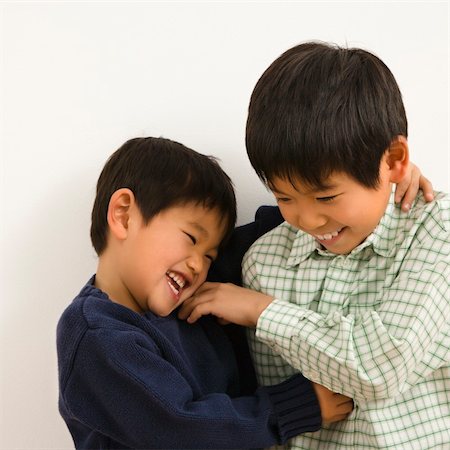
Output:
[57,288,143,337]
[421,191,449,228]
[57,285,160,379]
[227,205,284,250]
[409,191,449,241]
[57,293,174,405]
[393,192,450,271]
[209,206,283,284]
[243,220,298,265]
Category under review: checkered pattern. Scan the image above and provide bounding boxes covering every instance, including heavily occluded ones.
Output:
[243,191,450,449]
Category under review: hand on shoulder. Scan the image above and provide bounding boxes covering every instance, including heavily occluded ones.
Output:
[178,282,274,327]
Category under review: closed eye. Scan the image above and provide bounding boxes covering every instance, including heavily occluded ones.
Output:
[316,195,337,203]
[275,197,292,204]
[184,232,197,244]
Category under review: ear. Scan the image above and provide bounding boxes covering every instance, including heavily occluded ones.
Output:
[107,188,135,241]
[386,135,409,183]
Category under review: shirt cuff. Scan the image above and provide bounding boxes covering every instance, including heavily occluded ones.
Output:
[256,298,313,345]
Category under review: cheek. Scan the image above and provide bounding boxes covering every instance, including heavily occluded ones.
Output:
[198,268,209,286]
[189,266,210,293]
[340,208,361,224]
[278,204,296,225]
[343,201,384,229]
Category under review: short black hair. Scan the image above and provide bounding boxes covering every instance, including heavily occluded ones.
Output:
[246,41,408,189]
[90,137,236,255]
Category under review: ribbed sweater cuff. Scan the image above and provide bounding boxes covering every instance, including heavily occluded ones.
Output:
[265,374,321,443]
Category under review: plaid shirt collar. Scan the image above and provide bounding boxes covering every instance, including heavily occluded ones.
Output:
[286,191,398,268]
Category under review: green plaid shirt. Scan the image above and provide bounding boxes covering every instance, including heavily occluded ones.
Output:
[243,191,450,449]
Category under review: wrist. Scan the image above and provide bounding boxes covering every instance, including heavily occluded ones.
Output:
[252,294,273,327]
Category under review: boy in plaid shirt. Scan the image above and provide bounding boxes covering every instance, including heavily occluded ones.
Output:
[180,42,449,449]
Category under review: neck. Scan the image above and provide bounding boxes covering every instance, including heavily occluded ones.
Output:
[95,252,144,314]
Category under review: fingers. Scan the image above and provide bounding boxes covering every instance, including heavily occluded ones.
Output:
[184,302,211,324]
[338,398,354,415]
[331,393,353,414]
[394,176,410,205]
[334,393,353,407]
[395,162,434,211]
[179,283,272,327]
[399,173,434,211]
[178,282,217,320]
[395,166,420,211]
[312,383,354,424]
[191,282,215,296]
[323,412,350,425]
[418,175,434,202]
[178,295,204,321]
[400,172,420,212]
[178,294,214,323]
[178,284,223,322]
[323,397,353,425]
[216,318,230,325]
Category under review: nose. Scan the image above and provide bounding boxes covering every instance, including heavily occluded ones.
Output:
[186,252,205,276]
[294,207,327,232]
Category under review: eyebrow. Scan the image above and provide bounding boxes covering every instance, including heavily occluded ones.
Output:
[310,184,339,194]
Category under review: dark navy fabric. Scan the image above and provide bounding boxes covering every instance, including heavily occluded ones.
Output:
[57,206,321,449]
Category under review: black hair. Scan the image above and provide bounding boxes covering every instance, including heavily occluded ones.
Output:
[90,137,236,255]
[246,41,408,189]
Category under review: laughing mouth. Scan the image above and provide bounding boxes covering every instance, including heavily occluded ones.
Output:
[314,227,344,241]
[166,271,190,297]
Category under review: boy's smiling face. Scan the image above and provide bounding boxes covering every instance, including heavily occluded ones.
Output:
[270,154,395,255]
[104,202,225,316]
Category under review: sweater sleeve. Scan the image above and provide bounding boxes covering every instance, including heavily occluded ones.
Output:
[61,325,320,449]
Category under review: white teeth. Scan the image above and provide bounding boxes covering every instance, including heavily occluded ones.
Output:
[315,228,343,241]
[168,282,179,296]
[167,271,186,289]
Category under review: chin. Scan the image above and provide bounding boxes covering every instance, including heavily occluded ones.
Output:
[148,303,173,317]
[328,242,358,255]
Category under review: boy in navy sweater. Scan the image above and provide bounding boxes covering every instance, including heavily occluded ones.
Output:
[57,137,354,449]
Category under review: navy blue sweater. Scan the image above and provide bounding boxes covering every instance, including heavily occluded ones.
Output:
[208,206,285,395]
[57,206,320,449]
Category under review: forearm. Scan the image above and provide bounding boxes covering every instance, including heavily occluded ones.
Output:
[64,333,321,448]
[255,265,449,402]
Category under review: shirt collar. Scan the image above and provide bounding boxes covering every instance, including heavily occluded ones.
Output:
[353,190,398,258]
[286,228,319,267]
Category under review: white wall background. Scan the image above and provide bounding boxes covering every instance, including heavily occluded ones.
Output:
[0,2,448,449]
